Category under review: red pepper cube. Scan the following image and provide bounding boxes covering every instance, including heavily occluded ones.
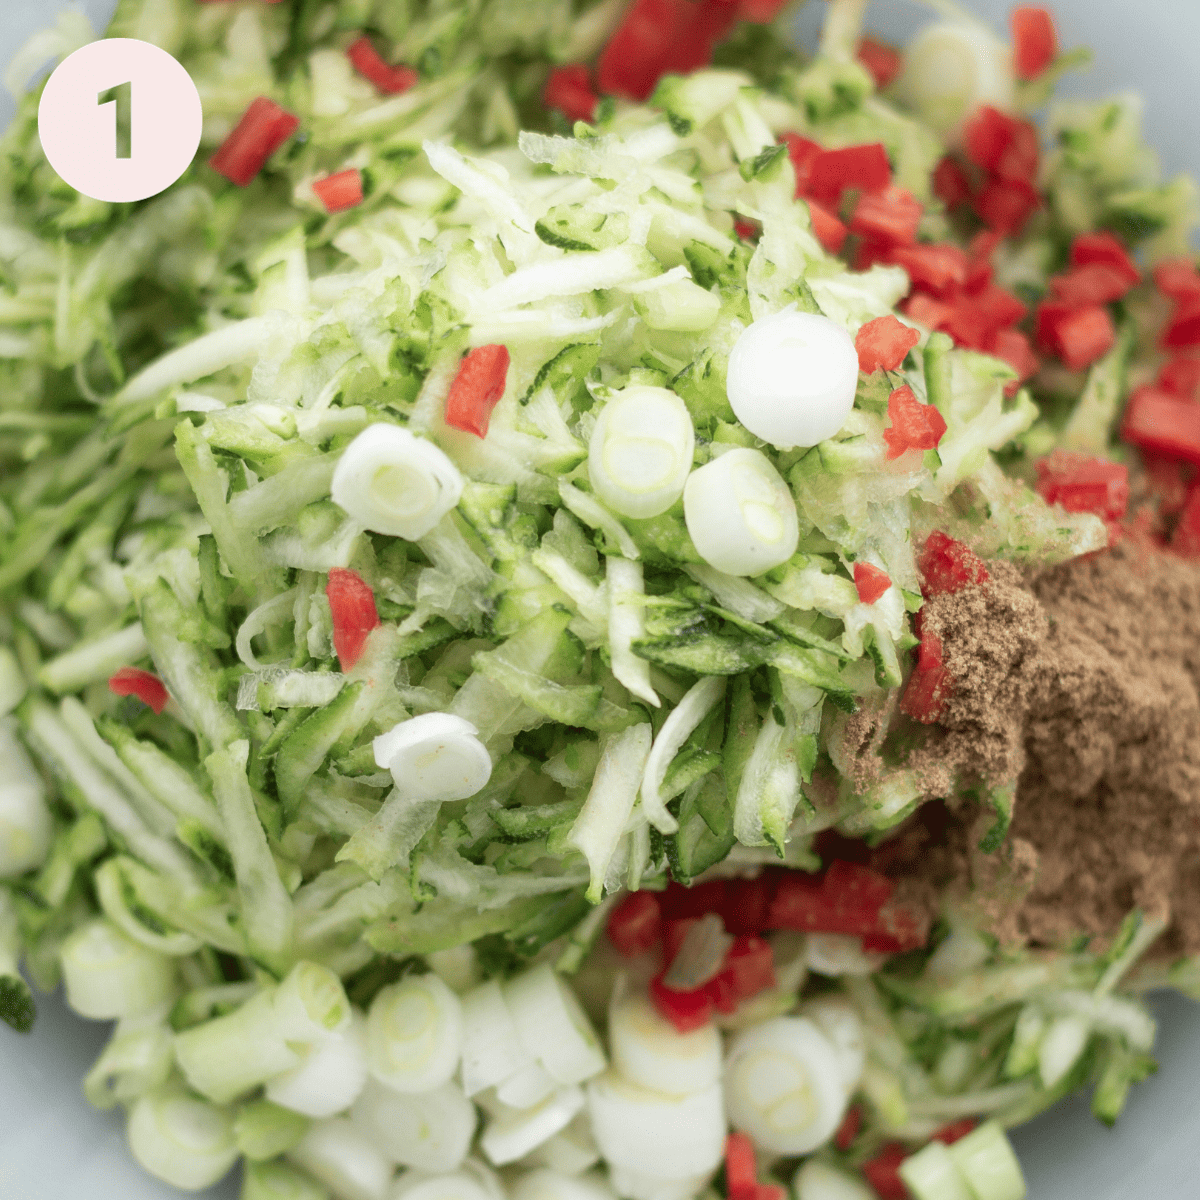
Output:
[1164,298,1200,350]
[835,1105,862,1151]
[1154,258,1200,303]
[808,200,849,254]
[849,186,923,247]
[724,934,776,1000]
[598,0,692,101]
[765,872,835,933]
[108,667,170,714]
[737,0,790,18]
[1122,386,1200,466]
[932,155,973,210]
[883,384,947,460]
[209,97,300,187]
[662,0,739,74]
[853,562,893,605]
[662,916,699,966]
[780,132,823,199]
[660,878,728,919]
[724,1133,758,1200]
[902,291,954,330]
[607,890,662,956]
[974,178,1039,235]
[543,64,599,123]
[989,327,1040,386]
[312,169,364,215]
[649,971,714,1032]
[963,106,1028,175]
[1070,232,1140,287]
[823,860,895,911]
[1011,6,1058,80]
[1049,263,1134,307]
[720,877,772,935]
[326,567,380,672]
[919,531,989,596]
[867,898,932,953]
[806,143,892,208]
[445,344,510,438]
[1142,450,1194,515]
[346,37,418,94]
[1057,305,1118,371]
[705,967,740,1014]
[1035,451,1130,521]
[1171,485,1200,557]
[900,639,953,725]
[1157,356,1200,399]
[855,315,922,374]
[754,1187,785,1200]
[889,243,969,298]
[968,228,1004,262]
[862,1143,910,1200]
[856,36,902,90]
[932,1118,979,1146]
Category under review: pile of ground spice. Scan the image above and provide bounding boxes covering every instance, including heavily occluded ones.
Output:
[849,541,1200,958]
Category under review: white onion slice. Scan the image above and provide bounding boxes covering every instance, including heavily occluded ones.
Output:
[481,1087,586,1165]
[126,1087,238,1192]
[793,1160,877,1200]
[331,424,464,540]
[607,1167,713,1200]
[726,309,859,449]
[59,918,177,1021]
[801,997,866,1095]
[460,979,534,1097]
[521,1113,600,1175]
[351,1077,476,1171]
[373,714,492,802]
[267,1012,370,1118]
[587,386,695,519]
[503,963,606,1086]
[510,1168,619,1200]
[366,973,463,1093]
[608,988,722,1097]
[392,1172,496,1200]
[289,1117,394,1200]
[683,448,799,577]
[497,1060,558,1110]
[723,1016,849,1154]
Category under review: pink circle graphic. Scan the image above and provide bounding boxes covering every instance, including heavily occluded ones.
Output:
[37,38,203,204]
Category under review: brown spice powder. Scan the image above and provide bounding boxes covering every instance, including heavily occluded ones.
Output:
[862,542,1200,957]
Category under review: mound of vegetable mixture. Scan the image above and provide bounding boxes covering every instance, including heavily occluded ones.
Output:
[2,1,1199,1199]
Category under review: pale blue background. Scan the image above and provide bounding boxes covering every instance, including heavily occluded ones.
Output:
[1,1,1198,1197]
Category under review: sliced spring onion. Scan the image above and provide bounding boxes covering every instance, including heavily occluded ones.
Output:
[350,1077,476,1171]
[946,1120,1027,1200]
[683,449,799,577]
[0,717,52,879]
[801,997,866,1095]
[331,424,464,540]
[273,961,354,1044]
[460,978,534,1097]
[586,1072,725,1184]
[59,918,177,1021]
[805,933,884,978]
[1037,1013,1091,1088]
[243,1159,332,1200]
[234,1099,312,1163]
[509,1169,619,1200]
[608,987,722,1097]
[366,972,464,1093]
[497,1061,558,1110]
[83,1014,174,1110]
[372,713,493,802]
[395,1171,497,1200]
[587,387,695,519]
[267,1013,370,1119]
[522,1113,601,1175]
[289,1117,395,1200]
[793,1160,876,1200]
[723,1016,849,1154]
[725,309,860,448]
[0,646,25,717]
[481,1086,586,1166]
[126,1086,239,1191]
[898,1140,974,1200]
[503,963,606,1086]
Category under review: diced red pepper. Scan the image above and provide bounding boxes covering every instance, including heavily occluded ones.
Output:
[963,107,1038,183]
[209,97,300,187]
[940,286,1027,352]
[849,186,923,247]
[963,255,994,295]
[767,863,890,937]
[312,169,363,215]
[1143,451,1194,514]
[932,1118,979,1146]
[1122,386,1200,466]
[705,966,740,1014]
[1070,232,1140,287]
[989,327,1040,386]
[734,219,759,241]
[1163,299,1200,350]
[855,315,922,374]
[650,971,714,1032]
[902,291,954,330]
[607,890,662,955]
[808,201,849,254]
[883,384,947,460]
[719,878,772,935]
[1154,258,1200,303]
[597,0,692,101]
[445,344,510,438]
[326,567,380,672]
[660,879,728,919]
[805,143,892,208]
[736,0,789,19]
[1035,451,1129,521]
[1011,6,1058,80]
[969,229,1004,262]
[724,1133,758,1200]
[856,36,902,90]
[780,132,823,198]
[543,64,599,123]
[1048,263,1134,307]
[932,155,972,210]
[754,1187,785,1200]
[863,899,930,953]
[662,916,700,965]
[1159,356,1200,399]
[346,37,419,95]
[862,1143,910,1200]
[888,243,969,297]
[1171,485,1200,557]
[1037,302,1117,370]
[835,1105,863,1151]
[825,859,894,909]
[108,667,170,714]
[901,628,953,726]
[974,178,1039,235]
[919,531,989,596]
[722,934,776,999]
[854,562,893,605]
